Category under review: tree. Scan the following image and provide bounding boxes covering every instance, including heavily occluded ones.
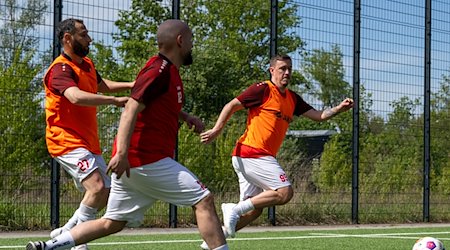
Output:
[113,1,170,73]
[112,0,303,119]
[431,77,450,194]
[89,43,134,83]
[290,44,353,134]
[0,0,47,68]
[301,44,351,108]
[0,0,49,192]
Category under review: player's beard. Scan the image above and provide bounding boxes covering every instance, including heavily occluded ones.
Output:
[183,50,193,66]
[73,40,90,57]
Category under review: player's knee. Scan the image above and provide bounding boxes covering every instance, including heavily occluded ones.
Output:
[88,183,106,195]
[83,185,109,206]
[277,186,293,205]
[195,193,215,210]
[82,172,106,194]
[102,219,126,234]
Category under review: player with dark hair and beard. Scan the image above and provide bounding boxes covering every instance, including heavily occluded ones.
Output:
[27,19,228,250]
[36,18,134,250]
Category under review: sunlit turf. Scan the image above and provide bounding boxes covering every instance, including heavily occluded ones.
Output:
[2,226,450,249]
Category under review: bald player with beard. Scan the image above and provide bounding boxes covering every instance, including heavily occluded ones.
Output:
[27,19,228,250]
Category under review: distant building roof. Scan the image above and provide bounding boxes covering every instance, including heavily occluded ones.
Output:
[286,129,338,138]
[285,130,338,157]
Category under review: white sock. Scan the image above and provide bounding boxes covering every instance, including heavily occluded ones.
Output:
[45,231,75,249]
[201,227,228,249]
[77,203,97,224]
[212,244,229,250]
[62,209,79,230]
[233,199,254,215]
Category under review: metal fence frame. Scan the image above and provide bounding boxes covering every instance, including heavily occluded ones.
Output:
[0,0,447,230]
[48,0,436,228]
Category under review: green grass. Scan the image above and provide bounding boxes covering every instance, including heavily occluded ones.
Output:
[2,226,450,249]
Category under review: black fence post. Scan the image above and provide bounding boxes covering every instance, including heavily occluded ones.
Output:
[50,0,63,230]
[50,159,60,229]
[423,0,432,223]
[169,0,181,228]
[351,0,361,225]
[172,0,180,21]
[267,0,278,226]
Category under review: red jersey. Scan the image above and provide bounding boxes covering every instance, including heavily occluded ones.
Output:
[232,80,313,158]
[113,54,184,167]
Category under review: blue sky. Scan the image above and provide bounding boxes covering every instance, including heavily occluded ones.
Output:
[292,0,449,117]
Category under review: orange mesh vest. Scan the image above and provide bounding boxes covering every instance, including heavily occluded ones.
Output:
[44,55,101,157]
[237,80,295,156]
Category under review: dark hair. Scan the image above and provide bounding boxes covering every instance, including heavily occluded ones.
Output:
[269,54,292,67]
[56,18,84,45]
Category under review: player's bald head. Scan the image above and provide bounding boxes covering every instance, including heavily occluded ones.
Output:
[157,19,190,49]
[156,19,193,67]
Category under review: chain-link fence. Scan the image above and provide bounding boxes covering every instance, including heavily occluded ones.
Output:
[0,0,449,230]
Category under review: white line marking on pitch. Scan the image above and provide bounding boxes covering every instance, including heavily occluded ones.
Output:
[2,231,449,249]
[311,231,450,240]
[312,231,450,236]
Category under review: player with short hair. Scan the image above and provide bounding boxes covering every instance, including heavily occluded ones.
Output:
[199,54,353,249]
[26,19,228,250]
[42,18,134,250]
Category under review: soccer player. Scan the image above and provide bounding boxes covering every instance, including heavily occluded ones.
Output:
[199,54,353,248]
[42,18,133,250]
[26,19,228,250]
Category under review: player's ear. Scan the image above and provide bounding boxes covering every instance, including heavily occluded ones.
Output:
[176,34,183,48]
[63,32,72,44]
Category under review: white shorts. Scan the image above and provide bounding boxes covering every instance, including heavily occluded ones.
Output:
[103,157,210,227]
[232,156,291,201]
[55,148,111,192]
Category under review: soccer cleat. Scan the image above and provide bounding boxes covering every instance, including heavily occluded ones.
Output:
[221,203,240,238]
[26,241,46,250]
[71,244,89,250]
[50,227,68,238]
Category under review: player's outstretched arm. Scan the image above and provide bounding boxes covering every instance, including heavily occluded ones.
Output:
[64,86,128,107]
[200,98,244,144]
[98,79,135,93]
[303,98,354,122]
